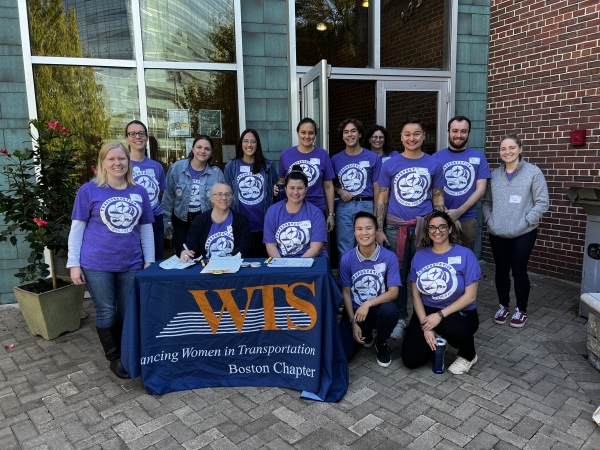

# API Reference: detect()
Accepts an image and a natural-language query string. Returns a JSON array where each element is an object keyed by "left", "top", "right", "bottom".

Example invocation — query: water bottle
[
  {"left": 165, "top": 221, "right": 174, "bottom": 240},
  {"left": 277, "top": 183, "right": 286, "bottom": 202},
  {"left": 432, "top": 337, "right": 447, "bottom": 374}
]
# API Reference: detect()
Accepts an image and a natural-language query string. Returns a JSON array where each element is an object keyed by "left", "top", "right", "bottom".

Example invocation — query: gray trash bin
[{"left": 567, "top": 187, "right": 600, "bottom": 317}]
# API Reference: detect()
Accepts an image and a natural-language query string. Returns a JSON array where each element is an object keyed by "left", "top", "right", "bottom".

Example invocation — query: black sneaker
[
  {"left": 363, "top": 330, "right": 374, "bottom": 348},
  {"left": 375, "top": 340, "right": 391, "bottom": 367}
]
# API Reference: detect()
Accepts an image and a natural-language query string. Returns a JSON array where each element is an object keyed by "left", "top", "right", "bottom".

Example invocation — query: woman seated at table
[
  {"left": 264, "top": 166, "right": 328, "bottom": 258},
  {"left": 401, "top": 211, "right": 481, "bottom": 375},
  {"left": 179, "top": 181, "right": 252, "bottom": 261}
]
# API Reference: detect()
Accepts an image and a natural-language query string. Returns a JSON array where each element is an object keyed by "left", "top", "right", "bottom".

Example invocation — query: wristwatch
[
  {"left": 437, "top": 311, "right": 445, "bottom": 320},
  {"left": 349, "top": 317, "right": 355, "bottom": 324},
  {"left": 329, "top": 213, "right": 335, "bottom": 217}
]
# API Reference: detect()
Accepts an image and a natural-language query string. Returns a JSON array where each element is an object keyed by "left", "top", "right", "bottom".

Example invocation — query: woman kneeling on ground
[{"left": 401, "top": 211, "right": 481, "bottom": 375}]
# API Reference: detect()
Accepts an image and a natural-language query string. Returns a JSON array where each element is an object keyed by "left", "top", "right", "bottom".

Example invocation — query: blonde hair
[{"left": 94, "top": 142, "right": 135, "bottom": 187}]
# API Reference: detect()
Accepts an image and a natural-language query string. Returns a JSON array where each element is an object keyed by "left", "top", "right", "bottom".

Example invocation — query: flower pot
[{"left": 13, "top": 278, "right": 85, "bottom": 340}]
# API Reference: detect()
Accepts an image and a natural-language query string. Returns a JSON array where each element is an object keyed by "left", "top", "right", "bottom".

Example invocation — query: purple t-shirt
[
  {"left": 278, "top": 146, "right": 335, "bottom": 212},
  {"left": 432, "top": 147, "right": 491, "bottom": 220},
  {"left": 263, "top": 201, "right": 328, "bottom": 258},
  {"left": 409, "top": 245, "right": 481, "bottom": 310},
  {"left": 187, "top": 166, "right": 206, "bottom": 213},
  {"left": 205, "top": 212, "right": 234, "bottom": 258},
  {"left": 339, "top": 245, "right": 401, "bottom": 308},
  {"left": 377, "top": 153, "right": 444, "bottom": 221},
  {"left": 72, "top": 182, "right": 154, "bottom": 272},
  {"left": 236, "top": 162, "right": 265, "bottom": 232},
  {"left": 331, "top": 149, "right": 381, "bottom": 198},
  {"left": 380, "top": 150, "right": 400, "bottom": 165},
  {"left": 131, "top": 158, "right": 167, "bottom": 216}
]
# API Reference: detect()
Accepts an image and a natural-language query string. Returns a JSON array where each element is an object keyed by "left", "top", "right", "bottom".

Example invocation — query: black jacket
[{"left": 185, "top": 209, "right": 252, "bottom": 258}]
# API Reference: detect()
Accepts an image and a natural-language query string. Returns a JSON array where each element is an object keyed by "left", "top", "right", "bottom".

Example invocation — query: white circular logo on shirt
[
  {"left": 205, "top": 231, "right": 234, "bottom": 257},
  {"left": 275, "top": 222, "right": 310, "bottom": 256},
  {"left": 443, "top": 161, "right": 475, "bottom": 197},
  {"left": 288, "top": 160, "right": 318, "bottom": 187},
  {"left": 100, "top": 197, "right": 142, "bottom": 234},
  {"left": 189, "top": 180, "right": 202, "bottom": 212},
  {"left": 133, "top": 167, "right": 159, "bottom": 206},
  {"left": 237, "top": 172, "right": 264, "bottom": 206},
  {"left": 416, "top": 262, "right": 458, "bottom": 300},
  {"left": 339, "top": 164, "right": 367, "bottom": 196},
  {"left": 393, "top": 168, "right": 431, "bottom": 206},
  {"left": 351, "top": 269, "right": 384, "bottom": 305}
]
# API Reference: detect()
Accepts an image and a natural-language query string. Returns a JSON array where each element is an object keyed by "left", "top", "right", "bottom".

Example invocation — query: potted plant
[{"left": 0, "top": 119, "right": 86, "bottom": 340}]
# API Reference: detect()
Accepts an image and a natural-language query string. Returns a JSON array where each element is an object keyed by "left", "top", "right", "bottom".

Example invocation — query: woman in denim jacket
[
  {"left": 224, "top": 129, "right": 277, "bottom": 257},
  {"left": 162, "top": 135, "right": 224, "bottom": 256}
]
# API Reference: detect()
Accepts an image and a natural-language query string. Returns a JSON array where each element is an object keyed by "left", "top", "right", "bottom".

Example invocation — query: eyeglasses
[
  {"left": 212, "top": 192, "right": 232, "bottom": 198},
  {"left": 371, "top": 136, "right": 384, "bottom": 140},
  {"left": 242, "top": 139, "right": 257, "bottom": 145},
  {"left": 427, "top": 224, "right": 448, "bottom": 233},
  {"left": 126, "top": 131, "right": 148, "bottom": 138}
]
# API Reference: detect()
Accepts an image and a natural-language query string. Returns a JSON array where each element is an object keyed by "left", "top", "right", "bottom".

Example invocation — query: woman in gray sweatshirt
[{"left": 481, "top": 134, "right": 549, "bottom": 328}]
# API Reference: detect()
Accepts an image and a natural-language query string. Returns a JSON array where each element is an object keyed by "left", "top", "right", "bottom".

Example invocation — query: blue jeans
[
  {"left": 339, "top": 302, "right": 400, "bottom": 361},
  {"left": 335, "top": 199, "right": 374, "bottom": 261},
  {"left": 82, "top": 269, "right": 139, "bottom": 328},
  {"left": 384, "top": 226, "right": 415, "bottom": 320},
  {"left": 153, "top": 215, "right": 164, "bottom": 261}
]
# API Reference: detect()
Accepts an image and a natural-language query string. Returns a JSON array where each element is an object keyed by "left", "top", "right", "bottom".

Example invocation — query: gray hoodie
[{"left": 481, "top": 159, "right": 549, "bottom": 239}]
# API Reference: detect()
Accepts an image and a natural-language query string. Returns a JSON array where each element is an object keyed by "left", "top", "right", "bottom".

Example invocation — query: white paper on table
[
  {"left": 201, "top": 253, "right": 243, "bottom": 274},
  {"left": 267, "top": 258, "right": 315, "bottom": 268},
  {"left": 159, "top": 255, "right": 196, "bottom": 270}
]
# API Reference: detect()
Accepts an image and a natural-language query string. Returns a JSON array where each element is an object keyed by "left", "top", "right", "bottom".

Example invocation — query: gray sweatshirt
[{"left": 481, "top": 159, "right": 549, "bottom": 239}]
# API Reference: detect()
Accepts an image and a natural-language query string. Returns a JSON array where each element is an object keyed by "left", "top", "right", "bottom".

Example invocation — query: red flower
[
  {"left": 60, "top": 127, "right": 70, "bottom": 134},
  {"left": 0, "top": 149, "right": 9, "bottom": 156},
  {"left": 91, "top": 166, "right": 97, "bottom": 174},
  {"left": 46, "top": 121, "right": 63, "bottom": 130},
  {"left": 33, "top": 218, "right": 50, "bottom": 227}
]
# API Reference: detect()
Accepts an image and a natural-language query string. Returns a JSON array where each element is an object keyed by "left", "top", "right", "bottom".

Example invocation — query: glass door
[
  {"left": 300, "top": 59, "right": 330, "bottom": 150},
  {"left": 376, "top": 80, "right": 450, "bottom": 154}
]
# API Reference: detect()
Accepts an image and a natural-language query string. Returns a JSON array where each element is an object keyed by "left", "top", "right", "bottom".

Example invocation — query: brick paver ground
[{"left": 1, "top": 261, "right": 600, "bottom": 449}]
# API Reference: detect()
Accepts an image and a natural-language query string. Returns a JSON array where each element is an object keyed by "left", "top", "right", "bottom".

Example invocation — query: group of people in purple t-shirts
[{"left": 66, "top": 114, "right": 548, "bottom": 379}]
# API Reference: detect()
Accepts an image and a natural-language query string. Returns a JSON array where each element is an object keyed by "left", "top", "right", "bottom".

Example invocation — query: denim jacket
[
  {"left": 224, "top": 158, "right": 277, "bottom": 215},
  {"left": 161, "top": 159, "right": 224, "bottom": 224}
]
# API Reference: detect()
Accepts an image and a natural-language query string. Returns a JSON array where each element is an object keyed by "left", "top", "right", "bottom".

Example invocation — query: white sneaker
[
  {"left": 390, "top": 319, "right": 406, "bottom": 340},
  {"left": 448, "top": 355, "right": 478, "bottom": 375}
]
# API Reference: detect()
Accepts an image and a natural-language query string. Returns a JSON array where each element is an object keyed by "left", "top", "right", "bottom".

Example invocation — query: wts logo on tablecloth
[{"left": 157, "top": 281, "right": 317, "bottom": 337}]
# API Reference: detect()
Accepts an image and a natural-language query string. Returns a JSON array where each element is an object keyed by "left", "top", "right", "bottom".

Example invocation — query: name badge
[
  {"left": 240, "top": 166, "right": 250, "bottom": 173},
  {"left": 417, "top": 168, "right": 428, "bottom": 175},
  {"left": 300, "top": 220, "right": 312, "bottom": 228},
  {"left": 509, "top": 195, "right": 522, "bottom": 204},
  {"left": 448, "top": 256, "right": 461, "bottom": 265},
  {"left": 374, "top": 263, "right": 386, "bottom": 273},
  {"left": 130, "top": 194, "right": 143, "bottom": 203},
  {"left": 310, "top": 158, "right": 320, "bottom": 165},
  {"left": 469, "top": 157, "right": 480, "bottom": 164},
  {"left": 359, "top": 161, "right": 370, "bottom": 167}
]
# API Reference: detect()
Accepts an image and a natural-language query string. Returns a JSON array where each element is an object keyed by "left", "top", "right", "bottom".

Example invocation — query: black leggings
[
  {"left": 489, "top": 228, "right": 537, "bottom": 312},
  {"left": 401, "top": 305, "right": 479, "bottom": 369}
]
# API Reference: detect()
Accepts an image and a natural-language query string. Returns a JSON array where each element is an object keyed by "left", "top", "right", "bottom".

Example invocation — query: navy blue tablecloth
[{"left": 121, "top": 258, "right": 349, "bottom": 401}]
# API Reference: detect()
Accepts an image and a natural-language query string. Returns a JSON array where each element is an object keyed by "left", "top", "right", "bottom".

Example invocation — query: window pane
[
  {"left": 28, "top": 0, "right": 134, "bottom": 59},
  {"left": 296, "top": 0, "right": 368, "bottom": 67},
  {"left": 386, "top": 91, "right": 438, "bottom": 154},
  {"left": 381, "top": 0, "right": 449, "bottom": 69},
  {"left": 141, "top": 0, "right": 235, "bottom": 63},
  {"left": 33, "top": 65, "right": 139, "bottom": 175},
  {"left": 145, "top": 69, "right": 239, "bottom": 168}
]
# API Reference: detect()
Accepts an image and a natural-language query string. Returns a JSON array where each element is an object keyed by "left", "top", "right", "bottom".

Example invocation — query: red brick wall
[
  {"left": 381, "top": 0, "right": 445, "bottom": 68},
  {"left": 485, "top": 0, "right": 600, "bottom": 283}
]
